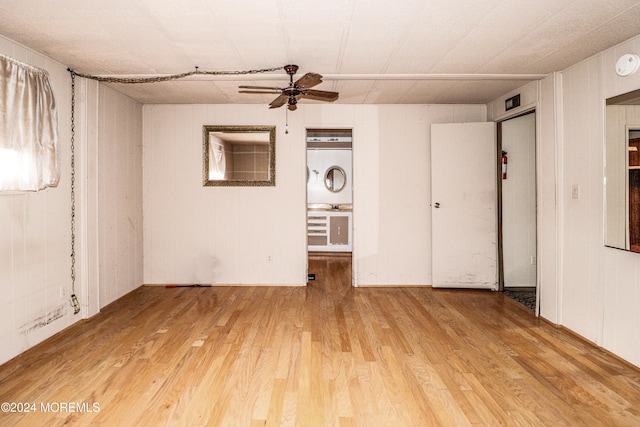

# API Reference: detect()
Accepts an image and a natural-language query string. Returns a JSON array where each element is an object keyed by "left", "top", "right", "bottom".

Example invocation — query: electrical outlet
[
  {"left": 59, "top": 286, "right": 67, "bottom": 299},
  {"left": 267, "top": 255, "right": 272, "bottom": 264}
]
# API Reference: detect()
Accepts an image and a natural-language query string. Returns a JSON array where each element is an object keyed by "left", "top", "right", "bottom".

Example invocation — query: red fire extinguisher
[{"left": 502, "top": 151, "right": 508, "bottom": 179}]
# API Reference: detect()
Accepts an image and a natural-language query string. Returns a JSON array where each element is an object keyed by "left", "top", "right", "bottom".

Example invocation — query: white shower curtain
[{"left": 0, "top": 54, "right": 60, "bottom": 191}]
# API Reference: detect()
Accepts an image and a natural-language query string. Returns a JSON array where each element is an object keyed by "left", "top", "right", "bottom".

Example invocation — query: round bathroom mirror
[{"left": 324, "top": 166, "right": 347, "bottom": 192}]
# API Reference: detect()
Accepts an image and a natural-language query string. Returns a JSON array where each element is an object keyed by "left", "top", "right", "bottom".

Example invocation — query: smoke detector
[{"left": 615, "top": 53, "right": 640, "bottom": 77}]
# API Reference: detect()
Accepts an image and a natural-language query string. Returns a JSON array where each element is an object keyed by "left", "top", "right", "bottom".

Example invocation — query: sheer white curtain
[{"left": 0, "top": 54, "right": 60, "bottom": 191}]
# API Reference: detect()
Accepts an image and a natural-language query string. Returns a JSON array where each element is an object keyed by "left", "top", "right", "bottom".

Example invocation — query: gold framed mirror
[{"left": 203, "top": 125, "right": 275, "bottom": 186}]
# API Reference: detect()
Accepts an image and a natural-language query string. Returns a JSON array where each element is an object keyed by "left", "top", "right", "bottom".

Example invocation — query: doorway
[
  {"left": 498, "top": 111, "right": 537, "bottom": 310},
  {"left": 305, "top": 129, "right": 353, "bottom": 286}
]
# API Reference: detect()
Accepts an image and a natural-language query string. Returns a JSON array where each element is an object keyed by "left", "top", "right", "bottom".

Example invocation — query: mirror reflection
[
  {"left": 203, "top": 125, "right": 275, "bottom": 186},
  {"left": 605, "top": 89, "right": 640, "bottom": 252},
  {"left": 324, "top": 166, "right": 346, "bottom": 192}
]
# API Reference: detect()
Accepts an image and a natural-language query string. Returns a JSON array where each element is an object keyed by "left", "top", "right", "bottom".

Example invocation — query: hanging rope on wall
[
  {"left": 67, "top": 65, "right": 284, "bottom": 84},
  {"left": 69, "top": 72, "right": 80, "bottom": 315},
  {"left": 66, "top": 65, "right": 282, "bottom": 316}
]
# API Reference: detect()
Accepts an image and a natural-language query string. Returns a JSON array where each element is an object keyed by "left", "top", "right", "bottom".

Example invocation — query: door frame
[
  {"left": 304, "top": 128, "right": 355, "bottom": 287},
  {"left": 496, "top": 109, "right": 539, "bottom": 313}
]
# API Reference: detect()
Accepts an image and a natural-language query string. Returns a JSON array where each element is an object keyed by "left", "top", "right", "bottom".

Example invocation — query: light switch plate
[{"left": 572, "top": 184, "right": 580, "bottom": 200}]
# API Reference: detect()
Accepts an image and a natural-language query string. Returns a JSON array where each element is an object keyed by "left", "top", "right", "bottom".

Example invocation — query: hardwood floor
[{"left": 1, "top": 255, "right": 639, "bottom": 426}]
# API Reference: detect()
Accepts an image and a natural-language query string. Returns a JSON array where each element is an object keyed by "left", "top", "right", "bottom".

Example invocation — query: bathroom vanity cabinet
[{"left": 307, "top": 209, "right": 352, "bottom": 252}]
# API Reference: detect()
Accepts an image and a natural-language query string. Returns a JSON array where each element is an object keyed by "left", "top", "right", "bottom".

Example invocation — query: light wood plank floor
[{"left": 1, "top": 256, "right": 639, "bottom": 426}]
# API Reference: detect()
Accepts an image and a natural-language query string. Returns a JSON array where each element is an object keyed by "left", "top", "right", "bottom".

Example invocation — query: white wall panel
[
  {"left": 550, "top": 33, "right": 640, "bottom": 366},
  {"left": 98, "top": 85, "right": 144, "bottom": 307},
  {"left": 360, "top": 105, "right": 485, "bottom": 286},
  {"left": 537, "top": 73, "right": 560, "bottom": 322},
  {"left": 142, "top": 104, "right": 485, "bottom": 287},
  {"left": 143, "top": 104, "right": 308, "bottom": 286},
  {"left": 561, "top": 55, "right": 605, "bottom": 343},
  {"left": 599, "top": 36, "right": 640, "bottom": 366},
  {"left": 0, "top": 34, "right": 143, "bottom": 364},
  {"left": 0, "top": 37, "right": 75, "bottom": 364}
]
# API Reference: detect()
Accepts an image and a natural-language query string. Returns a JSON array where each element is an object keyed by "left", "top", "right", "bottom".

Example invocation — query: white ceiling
[{"left": 2, "top": 0, "right": 640, "bottom": 105}]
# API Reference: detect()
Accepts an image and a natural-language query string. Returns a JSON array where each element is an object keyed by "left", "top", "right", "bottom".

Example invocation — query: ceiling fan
[{"left": 239, "top": 64, "right": 339, "bottom": 110}]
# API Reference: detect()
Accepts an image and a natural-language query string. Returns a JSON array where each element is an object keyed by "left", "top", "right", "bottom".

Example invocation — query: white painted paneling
[
  {"left": 97, "top": 85, "right": 144, "bottom": 307},
  {"left": 485, "top": 34, "right": 640, "bottom": 367},
  {"left": 143, "top": 104, "right": 308, "bottom": 286},
  {"left": 142, "top": 104, "right": 486, "bottom": 287},
  {"left": 561, "top": 55, "right": 605, "bottom": 344},
  {"left": 356, "top": 105, "right": 486, "bottom": 286},
  {"left": 0, "top": 35, "right": 143, "bottom": 364},
  {"left": 537, "top": 73, "right": 561, "bottom": 322},
  {"left": 0, "top": 37, "right": 75, "bottom": 364},
  {"left": 598, "top": 35, "right": 640, "bottom": 366}
]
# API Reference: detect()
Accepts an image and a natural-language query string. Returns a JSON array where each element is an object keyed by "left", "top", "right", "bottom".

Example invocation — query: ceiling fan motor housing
[{"left": 284, "top": 64, "right": 299, "bottom": 75}]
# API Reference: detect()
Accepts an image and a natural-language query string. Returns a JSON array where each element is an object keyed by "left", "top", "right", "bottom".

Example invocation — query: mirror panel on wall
[
  {"left": 605, "top": 89, "right": 640, "bottom": 252},
  {"left": 324, "top": 166, "right": 347, "bottom": 192},
  {"left": 202, "top": 125, "right": 275, "bottom": 186}
]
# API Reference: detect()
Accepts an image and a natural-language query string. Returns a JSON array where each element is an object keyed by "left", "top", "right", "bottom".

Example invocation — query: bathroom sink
[{"left": 307, "top": 203, "right": 352, "bottom": 212}]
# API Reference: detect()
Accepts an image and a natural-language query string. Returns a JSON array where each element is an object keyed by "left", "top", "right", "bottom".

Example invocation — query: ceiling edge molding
[{"left": 94, "top": 73, "right": 549, "bottom": 82}]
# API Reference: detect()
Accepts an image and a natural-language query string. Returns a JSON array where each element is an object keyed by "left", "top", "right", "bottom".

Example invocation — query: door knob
[{"left": 434, "top": 202, "right": 440, "bottom": 208}]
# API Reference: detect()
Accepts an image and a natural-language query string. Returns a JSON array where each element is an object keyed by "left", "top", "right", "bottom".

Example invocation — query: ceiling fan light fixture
[{"left": 238, "top": 64, "right": 339, "bottom": 111}]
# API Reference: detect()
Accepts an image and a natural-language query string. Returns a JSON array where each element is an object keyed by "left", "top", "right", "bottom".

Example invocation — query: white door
[{"left": 431, "top": 122, "right": 497, "bottom": 289}]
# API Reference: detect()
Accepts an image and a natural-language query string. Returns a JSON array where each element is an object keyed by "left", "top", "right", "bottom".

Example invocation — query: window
[{"left": 0, "top": 54, "right": 59, "bottom": 192}]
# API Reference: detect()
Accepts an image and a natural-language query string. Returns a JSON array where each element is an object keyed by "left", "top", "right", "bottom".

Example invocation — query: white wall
[
  {"left": 599, "top": 36, "right": 640, "bottom": 366},
  {"left": 356, "top": 105, "right": 486, "bottom": 285},
  {"left": 537, "top": 73, "right": 562, "bottom": 323},
  {"left": 0, "top": 35, "right": 144, "bottom": 364},
  {"left": 491, "top": 35, "right": 640, "bottom": 367},
  {"left": 0, "top": 37, "right": 75, "bottom": 365},
  {"left": 143, "top": 104, "right": 307, "bottom": 285},
  {"left": 142, "top": 104, "right": 485, "bottom": 287},
  {"left": 96, "top": 85, "right": 144, "bottom": 307},
  {"left": 559, "top": 54, "right": 606, "bottom": 343}
]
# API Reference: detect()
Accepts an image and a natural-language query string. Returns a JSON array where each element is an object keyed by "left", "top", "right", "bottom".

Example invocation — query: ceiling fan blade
[
  {"left": 269, "top": 94, "right": 289, "bottom": 109},
  {"left": 295, "top": 72, "right": 323, "bottom": 89},
  {"left": 239, "top": 85, "right": 283, "bottom": 90},
  {"left": 239, "top": 90, "right": 282, "bottom": 94},
  {"left": 300, "top": 89, "right": 339, "bottom": 102}
]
